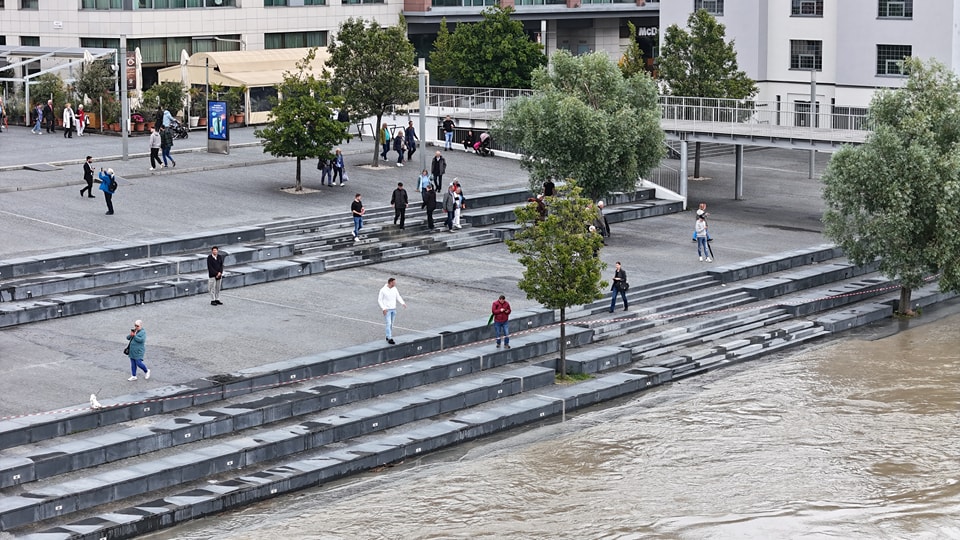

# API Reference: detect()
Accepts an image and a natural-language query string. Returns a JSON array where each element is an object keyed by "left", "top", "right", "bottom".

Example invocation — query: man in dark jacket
[
  {"left": 424, "top": 184, "right": 437, "bottom": 230},
  {"left": 81, "top": 156, "right": 96, "bottom": 198},
  {"left": 430, "top": 151, "right": 446, "bottom": 191},
  {"left": 43, "top": 100, "right": 55, "bottom": 133},
  {"left": 207, "top": 246, "right": 225, "bottom": 306},
  {"left": 160, "top": 126, "right": 176, "bottom": 168},
  {"left": 391, "top": 182, "right": 409, "bottom": 229}
]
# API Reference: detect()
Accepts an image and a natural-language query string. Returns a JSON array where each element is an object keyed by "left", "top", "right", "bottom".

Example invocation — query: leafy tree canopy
[
  {"left": 327, "top": 17, "right": 418, "bottom": 166},
  {"left": 495, "top": 50, "right": 664, "bottom": 200},
  {"left": 255, "top": 48, "right": 349, "bottom": 191},
  {"left": 506, "top": 181, "right": 607, "bottom": 376},
  {"left": 74, "top": 59, "right": 115, "bottom": 104},
  {"left": 658, "top": 8, "right": 757, "bottom": 99},
  {"left": 618, "top": 22, "right": 647, "bottom": 79},
  {"left": 426, "top": 18, "right": 455, "bottom": 84},
  {"left": 822, "top": 57, "right": 960, "bottom": 313},
  {"left": 432, "top": 6, "right": 545, "bottom": 88},
  {"left": 141, "top": 82, "right": 187, "bottom": 119}
]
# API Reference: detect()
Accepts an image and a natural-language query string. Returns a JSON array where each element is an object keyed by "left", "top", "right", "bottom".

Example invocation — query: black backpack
[{"left": 108, "top": 177, "right": 118, "bottom": 192}]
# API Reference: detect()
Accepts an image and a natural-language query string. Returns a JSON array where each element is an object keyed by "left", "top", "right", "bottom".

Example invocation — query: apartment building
[
  {"left": 0, "top": 0, "right": 398, "bottom": 87},
  {"left": 659, "top": 0, "right": 957, "bottom": 111}
]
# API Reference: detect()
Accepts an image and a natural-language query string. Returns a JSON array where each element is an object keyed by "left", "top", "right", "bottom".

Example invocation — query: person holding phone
[{"left": 126, "top": 320, "right": 150, "bottom": 381}]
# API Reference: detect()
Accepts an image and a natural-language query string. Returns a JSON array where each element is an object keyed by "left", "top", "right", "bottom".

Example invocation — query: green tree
[
  {"left": 427, "top": 18, "right": 455, "bottom": 84},
  {"left": 506, "top": 181, "right": 607, "bottom": 377},
  {"left": 658, "top": 9, "right": 757, "bottom": 178},
  {"left": 32, "top": 74, "right": 68, "bottom": 121},
  {"left": 440, "top": 6, "right": 545, "bottom": 88},
  {"left": 141, "top": 82, "right": 187, "bottom": 121},
  {"left": 255, "top": 49, "right": 349, "bottom": 192},
  {"left": 618, "top": 22, "right": 647, "bottom": 78},
  {"left": 73, "top": 59, "right": 115, "bottom": 104},
  {"left": 822, "top": 58, "right": 960, "bottom": 315},
  {"left": 495, "top": 50, "right": 664, "bottom": 201},
  {"left": 327, "top": 17, "right": 418, "bottom": 167}
]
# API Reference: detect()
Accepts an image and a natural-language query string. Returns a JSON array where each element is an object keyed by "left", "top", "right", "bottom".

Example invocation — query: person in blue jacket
[
  {"left": 125, "top": 320, "right": 150, "bottom": 381},
  {"left": 98, "top": 167, "right": 117, "bottom": 215}
]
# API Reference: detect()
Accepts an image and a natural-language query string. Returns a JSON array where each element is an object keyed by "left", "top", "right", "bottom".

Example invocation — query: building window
[
  {"left": 693, "top": 0, "right": 722, "bottom": 16},
  {"left": 877, "top": 44, "right": 911, "bottom": 76},
  {"left": 343, "top": 0, "right": 384, "bottom": 4},
  {"left": 791, "top": 0, "right": 822, "bottom": 16},
  {"left": 878, "top": 0, "right": 912, "bottom": 18},
  {"left": 20, "top": 0, "right": 38, "bottom": 9},
  {"left": 136, "top": 0, "right": 235, "bottom": 8},
  {"left": 790, "top": 39, "right": 822, "bottom": 71},
  {"left": 81, "top": 0, "right": 122, "bottom": 9},
  {"left": 265, "top": 0, "right": 325, "bottom": 5},
  {"left": 264, "top": 31, "right": 328, "bottom": 49},
  {"left": 515, "top": 0, "right": 566, "bottom": 4},
  {"left": 191, "top": 35, "right": 242, "bottom": 53}
]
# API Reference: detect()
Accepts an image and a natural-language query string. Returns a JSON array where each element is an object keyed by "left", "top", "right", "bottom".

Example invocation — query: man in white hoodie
[{"left": 377, "top": 277, "right": 407, "bottom": 344}]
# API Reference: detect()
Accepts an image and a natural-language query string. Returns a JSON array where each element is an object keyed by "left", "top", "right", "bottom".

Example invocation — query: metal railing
[
  {"left": 429, "top": 85, "right": 533, "bottom": 120},
  {"left": 658, "top": 96, "right": 872, "bottom": 138}
]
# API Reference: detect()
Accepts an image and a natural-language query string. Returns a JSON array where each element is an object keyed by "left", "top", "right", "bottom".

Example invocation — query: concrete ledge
[{"left": 707, "top": 244, "right": 844, "bottom": 284}]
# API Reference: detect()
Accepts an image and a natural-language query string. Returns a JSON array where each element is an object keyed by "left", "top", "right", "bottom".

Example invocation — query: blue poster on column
[{"left": 207, "top": 100, "right": 229, "bottom": 141}]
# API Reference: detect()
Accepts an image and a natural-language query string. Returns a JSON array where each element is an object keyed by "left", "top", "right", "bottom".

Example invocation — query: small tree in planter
[
  {"left": 142, "top": 82, "right": 187, "bottom": 123},
  {"left": 225, "top": 85, "right": 247, "bottom": 123}
]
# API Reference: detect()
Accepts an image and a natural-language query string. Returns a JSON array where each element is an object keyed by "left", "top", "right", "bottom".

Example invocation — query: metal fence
[
  {"left": 658, "top": 96, "right": 871, "bottom": 134},
  {"left": 429, "top": 85, "right": 532, "bottom": 121}
]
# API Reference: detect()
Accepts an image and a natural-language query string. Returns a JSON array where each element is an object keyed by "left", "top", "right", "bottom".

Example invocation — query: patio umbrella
[{"left": 180, "top": 49, "right": 190, "bottom": 117}]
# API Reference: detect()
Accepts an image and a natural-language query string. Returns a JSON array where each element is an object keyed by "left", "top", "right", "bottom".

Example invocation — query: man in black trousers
[
  {"left": 424, "top": 184, "right": 437, "bottom": 230},
  {"left": 391, "top": 182, "right": 409, "bottom": 230}
]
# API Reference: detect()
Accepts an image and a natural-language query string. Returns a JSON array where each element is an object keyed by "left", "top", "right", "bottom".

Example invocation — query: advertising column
[{"left": 207, "top": 100, "right": 229, "bottom": 154}]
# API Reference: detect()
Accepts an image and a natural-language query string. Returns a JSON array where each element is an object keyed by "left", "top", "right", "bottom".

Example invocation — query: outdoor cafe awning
[{"left": 157, "top": 47, "right": 328, "bottom": 88}]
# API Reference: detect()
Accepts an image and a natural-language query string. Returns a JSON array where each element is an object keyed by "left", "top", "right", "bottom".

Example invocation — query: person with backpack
[
  {"left": 160, "top": 125, "right": 176, "bottom": 168},
  {"left": 99, "top": 167, "right": 118, "bottom": 215}
]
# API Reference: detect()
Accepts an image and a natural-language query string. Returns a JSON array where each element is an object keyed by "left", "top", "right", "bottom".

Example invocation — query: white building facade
[{"left": 659, "top": 0, "right": 960, "bottom": 111}]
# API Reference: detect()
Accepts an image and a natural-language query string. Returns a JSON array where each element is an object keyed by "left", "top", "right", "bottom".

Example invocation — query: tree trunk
[
  {"left": 899, "top": 286, "right": 914, "bottom": 316},
  {"left": 373, "top": 113, "right": 383, "bottom": 168},
  {"left": 295, "top": 157, "right": 302, "bottom": 192},
  {"left": 693, "top": 141, "right": 702, "bottom": 179},
  {"left": 559, "top": 307, "right": 567, "bottom": 377}
]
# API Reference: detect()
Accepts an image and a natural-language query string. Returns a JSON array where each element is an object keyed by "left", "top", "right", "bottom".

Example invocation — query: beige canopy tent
[{"left": 157, "top": 47, "right": 328, "bottom": 125}]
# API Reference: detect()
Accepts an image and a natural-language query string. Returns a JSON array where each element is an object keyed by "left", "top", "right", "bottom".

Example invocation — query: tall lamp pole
[
  {"left": 120, "top": 34, "right": 129, "bottom": 161},
  {"left": 418, "top": 58, "right": 427, "bottom": 173}
]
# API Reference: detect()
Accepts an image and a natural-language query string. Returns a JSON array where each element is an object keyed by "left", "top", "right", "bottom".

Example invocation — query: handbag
[
  {"left": 123, "top": 344, "right": 130, "bottom": 355},
  {"left": 621, "top": 281, "right": 630, "bottom": 291}
]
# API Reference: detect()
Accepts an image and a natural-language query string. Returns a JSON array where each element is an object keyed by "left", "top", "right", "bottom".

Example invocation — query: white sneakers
[
  {"left": 698, "top": 256, "right": 713, "bottom": 262},
  {"left": 706, "top": 257, "right": 713, "bottom": 262},
  {"left": 145, "top": 370, "right": 151, "bottom": 380},
  {"left": 699, "top": 256, "right": 704, "bottom": 262},
  {"left": 128, "top": 376, "right": 137, "bottom": 381}
]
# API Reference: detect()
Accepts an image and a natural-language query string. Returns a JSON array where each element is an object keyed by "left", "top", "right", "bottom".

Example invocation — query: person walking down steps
[{"left": 125, "top": 320, "right": 150, "bottom": 381}]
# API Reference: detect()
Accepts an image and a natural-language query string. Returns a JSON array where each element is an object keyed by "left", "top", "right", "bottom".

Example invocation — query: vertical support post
[
  {"left": 120, "top": 34, "right": 129, "bottom": 161},
  {"left": 418, "top": 58, "right": 427, "bottom": 173},
  {"left": 679, "top": 139, "right": 688, "bottom": 210},
  {"left": 541, "top": 19, "right": 548, "bottom": 59},
  {"left": 809, "top": 68, "right": 817, "bottom": 179},
  {"left": 735, "top": 144, "right": 744, "bottom": 201}
]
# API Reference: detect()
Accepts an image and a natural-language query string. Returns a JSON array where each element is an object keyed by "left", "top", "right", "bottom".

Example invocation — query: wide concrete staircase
[
  {"left": 2, "top": 242, "right": 956, "bottom": 539},
  {"left": 0, "top": 187, "right": 682, "bottom": 328}
]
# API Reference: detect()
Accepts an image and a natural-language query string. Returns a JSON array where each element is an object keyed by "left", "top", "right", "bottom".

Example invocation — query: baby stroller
[{"left": 473, "top": 132, "right": 494, "bottom": 157}]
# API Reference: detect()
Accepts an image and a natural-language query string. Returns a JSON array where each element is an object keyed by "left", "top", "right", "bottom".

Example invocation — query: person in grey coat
[
  {"left": 126, "top": 320, "right": 150, "bottom": 381},
  {"left": 442, "top": 183, "right": 456, "bottom": 232},
  {"left": 148, "top": 127, "right": 162, "bottom": 170}
]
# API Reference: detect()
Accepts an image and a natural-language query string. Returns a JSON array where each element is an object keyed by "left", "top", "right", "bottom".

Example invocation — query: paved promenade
[{"left": 0, "top": 125, "right": 831, "bottom": 417}]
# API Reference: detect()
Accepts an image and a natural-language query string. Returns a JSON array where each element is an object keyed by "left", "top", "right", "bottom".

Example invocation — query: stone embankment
[{"left": 0, "top": 188, "right": 953, "bottom": 539}]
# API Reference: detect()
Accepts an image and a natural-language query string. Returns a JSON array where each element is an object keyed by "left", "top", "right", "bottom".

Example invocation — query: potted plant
[
  {"left": 131, "top": 112, "right": 145, "bottom": 132},
  {"left": 188, "top": 86, "right": 205, "bottom": 128},
  {"left": 102, "top": 97, "right": 121, "bottom": 132},
  {"left": 224, "top": 85, "right": 246, "bottom": 124}
]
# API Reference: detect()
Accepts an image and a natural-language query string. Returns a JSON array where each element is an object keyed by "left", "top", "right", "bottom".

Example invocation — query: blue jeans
[
  {"left": 444, "top": 131, "right": 453, "bottom": 148},
  {"left": 384, "top": 309, "right": 396, "bottom": 339},
  {"left": 610, "top": 287, "right": 628, "bottom": 312},
  {"left": 130, "top": 357, "right": 148, "bottom": 376},
  {"left": 353, "top": 216, "right": 363, "bottom": 237},
  {"left": 697, "top": 237, "right": 709, "bottom": 257},
  {"left": 381, "top": 142, "right": 390, "bottom": 159},
  {"left": 32, "top": 119, "right": 42, "bottom": 133},
  {"left": 162, "top": 146, "right": 173, "bottom": 166},
  {"left": 494, "top": 321, "right": 510, "bottom": 345},
  {"left": 321, "top": 166, "right": 332, "bottom": 185}
]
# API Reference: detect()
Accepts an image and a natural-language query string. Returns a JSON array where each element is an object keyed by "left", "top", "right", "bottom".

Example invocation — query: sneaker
[
  {"left": 172, "top": 161, "right": 177, "bottom": 167},
  {"left": 144, "top": 370, "right": 150, "bottom": 380},
  {"left": 149, "top": 167, "right": 155, "bottom": 171},
  {"left": 504, "top": 344, "right": 511, "bottom": 349},
  {"left": 699, "top": 256, "right": 704, "bottom": 262},
  {"left": 496, "top": 343, "right": 501, "bottom": 349},
  {"left": 397, "top": 163, "right": 403, "bottom": 167},
  {"left": 128, "top": 376, "right": 138, "bottom": 381},
  {"left": 211, "top": 301, "right": 217, "bottom": 305},
  {"left": 706, "top": 257, "right": 713, "bottom": 262},
  {"left": 387, "top": 338, "right": 396, "bottom": 345}
]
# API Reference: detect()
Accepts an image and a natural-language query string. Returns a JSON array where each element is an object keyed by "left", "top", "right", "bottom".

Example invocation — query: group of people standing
[
  {"left": 379, "top": 121, "right": 419, "bottom": 166},
  {"left": 31, "top": 99, "right": 87, "bottom": 137}
]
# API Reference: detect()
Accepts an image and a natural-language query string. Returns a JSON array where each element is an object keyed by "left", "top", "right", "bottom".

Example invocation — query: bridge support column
[
  {"left": 735, "top": 144, "right": 744, "bottom": 201},
  {"left": 679, "top": 140, "right": 688, "bottom": 210}
]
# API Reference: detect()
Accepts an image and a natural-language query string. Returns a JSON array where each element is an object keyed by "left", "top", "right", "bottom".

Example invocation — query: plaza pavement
[{"left": 0, "top": 125, "right": 832, "bottom": 417}]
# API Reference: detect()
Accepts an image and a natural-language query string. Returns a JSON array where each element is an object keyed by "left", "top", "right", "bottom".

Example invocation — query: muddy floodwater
[{"left": 148, "top": 309, "right": 960, "bottom": 540}]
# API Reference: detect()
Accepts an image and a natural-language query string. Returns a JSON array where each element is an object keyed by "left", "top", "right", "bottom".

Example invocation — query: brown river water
[{"left": 148, "top": 308, "right": 960, "bottom": 540}]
